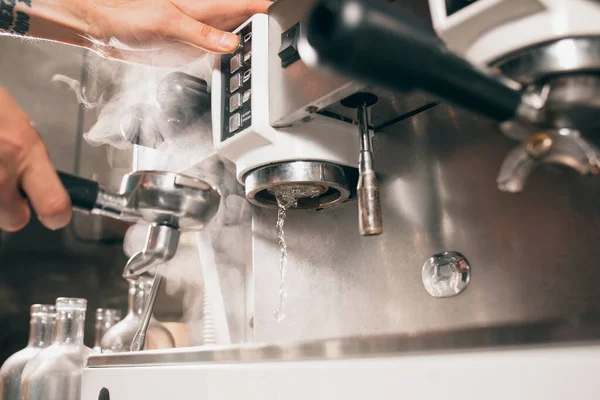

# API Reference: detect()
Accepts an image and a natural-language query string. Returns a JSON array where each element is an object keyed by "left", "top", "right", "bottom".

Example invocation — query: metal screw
[
  {"left": 526, "top": 132, "right": 553, "bottom": 159},
  {"left": 422, "top": 251, "right": 471, "bottom": 298},
  {"left": 305, "top": 106, "right": 319, "bottom": 114}
]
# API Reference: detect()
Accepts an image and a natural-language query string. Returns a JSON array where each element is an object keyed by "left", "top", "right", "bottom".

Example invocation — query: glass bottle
[
  {"left": 0, "top": 304, "right": 56, "bottom": 400},
  {"left": 20, "top": 298, "right": 94, "bottom": 400},
  {"left": 100, "top": 277, "right": 175, "bottom": 352},
  {"left": 93, "top": 309, "right": 122, "bottom": 353}
]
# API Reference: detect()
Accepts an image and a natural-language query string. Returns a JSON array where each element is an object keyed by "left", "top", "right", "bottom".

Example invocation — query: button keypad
[{"left": 221, "top": 22, "right": 253, "bottom": 142}]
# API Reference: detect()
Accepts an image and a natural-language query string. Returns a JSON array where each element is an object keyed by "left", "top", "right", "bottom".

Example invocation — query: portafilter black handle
[
  {"left": 57, "top": 171, "right": 99, "bottom": 212},
  {"left": 304, "top": 0, "right": 526, "bottom": 123}
]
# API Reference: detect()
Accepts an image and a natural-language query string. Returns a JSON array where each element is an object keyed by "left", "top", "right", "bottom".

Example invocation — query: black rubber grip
[
  {"left": 305, "top": 0, "right": 522, "bottom": 122},
  {"left": 57, "top": 171, "right": 99, "bottom": 212}
]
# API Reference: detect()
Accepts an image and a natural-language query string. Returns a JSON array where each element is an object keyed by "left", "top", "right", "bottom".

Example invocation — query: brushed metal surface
[
  {"left": 86, "top": 313, "right": 600, "bottom": 367},
  {"left": 250, "top": 102, "right": 600, "bottom": 343}
]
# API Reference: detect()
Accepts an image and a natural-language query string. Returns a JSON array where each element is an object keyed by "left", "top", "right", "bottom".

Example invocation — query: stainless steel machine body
[
  {"left": 82, "top": 0, "right": 600, "bottom": 395},
  {"left": 239, "top": 0, "right": 600, "bottom": 342}
]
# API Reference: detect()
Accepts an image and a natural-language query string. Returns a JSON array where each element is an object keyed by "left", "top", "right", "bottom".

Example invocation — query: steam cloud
[{"left": 56, "top": 50, "right": 252, "bottom": 346}]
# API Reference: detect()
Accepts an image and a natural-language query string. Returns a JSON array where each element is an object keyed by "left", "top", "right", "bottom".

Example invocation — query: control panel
[
  {"left": 445, "top": 0, "right": 481, "bottom": 15},
  {"left": 220, "top": 23, "right": 253, "bottom": 142}
]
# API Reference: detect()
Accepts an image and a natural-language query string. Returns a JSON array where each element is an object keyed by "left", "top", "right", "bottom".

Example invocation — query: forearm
[{"left": 0, "top": 0, "right": 89, "bottom": 47}]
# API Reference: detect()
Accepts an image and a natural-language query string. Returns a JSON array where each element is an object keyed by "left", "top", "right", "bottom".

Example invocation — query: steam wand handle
[{"left": 303, "top": 0, "right": 538, "bottom": 123}]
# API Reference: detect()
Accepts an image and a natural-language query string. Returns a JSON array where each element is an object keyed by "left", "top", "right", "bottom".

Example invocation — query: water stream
[{"left": 272, "top": 185, "right": 322, "bottom": 322}]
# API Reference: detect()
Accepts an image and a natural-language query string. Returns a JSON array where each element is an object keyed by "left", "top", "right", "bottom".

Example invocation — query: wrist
[{"left": 13, "top": 0, "right": 91, "bottom": 47}]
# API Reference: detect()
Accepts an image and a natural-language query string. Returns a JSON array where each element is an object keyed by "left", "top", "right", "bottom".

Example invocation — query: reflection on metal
[
  {"left": 249, "top": 102, "right": 600, "bottom": 343},
  {"left": 122, "top": 225, "right": 180, "bottom": 279},
  {"left": 93, "top": 171, "right": 220, "bottom": 231},
  {"left": 525, "top": 132, "right": 554, "bottom": 159},
  {"left": 494, "top": 46, "right": 600, "bottom": 191},
  {"left": 422, "top": 252, "right": 471, "bottom": 298},
  {"left": 87, "top": 313, "right": 600, "bottom": 367},
  {"left": 497, "top": 128, "right": 600, "bottom": 193},
  {"left": 493, "top": 38, "right": 600, "bottom": 85},
  {"left": 244, "top": 161, "right": 352, "bottom": 209}
]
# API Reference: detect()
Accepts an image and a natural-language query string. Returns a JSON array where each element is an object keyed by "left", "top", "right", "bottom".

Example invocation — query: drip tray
[{"left": 87, "top": 313, "right": 600, "bottom": 368}]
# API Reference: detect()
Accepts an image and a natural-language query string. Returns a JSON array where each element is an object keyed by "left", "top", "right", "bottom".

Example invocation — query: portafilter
[{"left": 56, "top": 170, "right": 221, "bottom": 351}]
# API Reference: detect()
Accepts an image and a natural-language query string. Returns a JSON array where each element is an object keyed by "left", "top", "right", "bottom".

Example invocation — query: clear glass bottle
[
  {"left": 93, "top": 309, "right": 122, "bottom": 353},
  {"left": 0, "top": 304, "right": 56, "bottom": 400},
  {"left": 100, "top": 277, "right": 175, "bottom": 352},
  {"left": 20, "top": 298, "right": 94, "bottom": 400}
]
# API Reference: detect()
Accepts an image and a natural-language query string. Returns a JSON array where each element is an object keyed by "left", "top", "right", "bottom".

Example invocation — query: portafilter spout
[
  {"left": 122, "top": 225, "right": 180, "bottom": 352},
  {"left": 56, "top": 170, "right": 221, "bottom": 351}
]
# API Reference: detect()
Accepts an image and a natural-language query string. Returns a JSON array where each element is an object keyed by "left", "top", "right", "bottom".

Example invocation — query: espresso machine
[{"left": 80, "top": 0, "right": 600, "bottom": 398}]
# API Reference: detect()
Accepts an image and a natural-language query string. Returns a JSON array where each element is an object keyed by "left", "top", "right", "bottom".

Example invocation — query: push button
[
  {"left": 229, "top": 113, "right": 241, "bottom": 133},
  {"left": 230, "top": 73, "right": 241, "bottom": 93},
  {"left": 278, "top": 23, "right": 301, "bottom": 68},
  {"left": 230, "top": 54, "right": 241, "bottom": 73},
  {"left": 229, "top": 93, "right": 242, "bottom": 112}
]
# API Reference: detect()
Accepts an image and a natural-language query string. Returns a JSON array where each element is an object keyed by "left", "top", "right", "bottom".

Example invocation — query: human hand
[
  {"left": 2, "top": 0, "right": 271, "bottom": 65},
  {"left": 82, "top": 0, "right": 272, "bottom": 65},
  {"left": 0, "top": 87, "right": 72, "bottom": 232}
]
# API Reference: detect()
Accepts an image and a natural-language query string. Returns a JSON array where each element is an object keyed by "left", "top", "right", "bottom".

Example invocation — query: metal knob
[{"left": 156, "top": 72, "right": 210, "bottom": 127}]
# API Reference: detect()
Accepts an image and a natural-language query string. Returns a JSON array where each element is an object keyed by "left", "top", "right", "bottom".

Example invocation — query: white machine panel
[
  {"left": 211, "top": 14, "right": 359, "bottom": 184},
  {"left": 429, "top": 0, "right": 600, "bottom": 64},
  {"left": 82, "top": 345, "right": 600, "bottom": 400},
  {"left": 83, "top": 344, "right": 600, "bottom": 400}
]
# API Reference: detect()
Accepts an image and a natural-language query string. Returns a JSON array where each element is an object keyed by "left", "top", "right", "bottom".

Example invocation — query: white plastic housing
[
  {"left": 212, "top": 15, "right": 359, "bottom": 184},
  {"left": 82, "top": 344, "right": 600, "bottom": 400},
  {"left": 428, "top": 0, "right": 600, "bottom": 65}
]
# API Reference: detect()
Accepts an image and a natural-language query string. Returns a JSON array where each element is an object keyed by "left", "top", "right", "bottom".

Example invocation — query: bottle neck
[
  {"left": 55, "top": 309, "right": 86, "bottom": 345},
  {"left": 28, "top": 315, "right": 55, "bottom": 348},
  {"left": 93, "top": 318, "right": 104, "bottom": 349},
  {"left": 128, "top": 279, "right": 153, "bottom": 317}
]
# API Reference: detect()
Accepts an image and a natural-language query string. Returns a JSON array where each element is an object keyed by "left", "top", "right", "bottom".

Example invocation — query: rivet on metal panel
[{"left": 422, "top": 251, "right": 471, "bottom": 298}]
